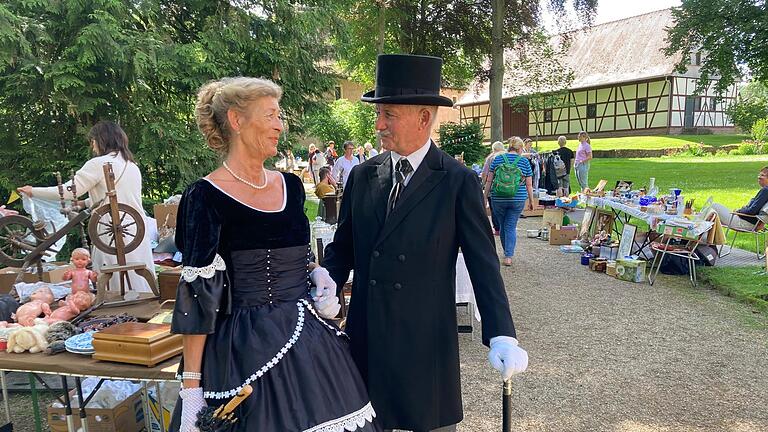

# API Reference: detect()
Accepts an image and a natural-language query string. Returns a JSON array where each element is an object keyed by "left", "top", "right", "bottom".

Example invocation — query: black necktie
[{"left": 388, "top": 158, "right": 413, "bottom": 215}]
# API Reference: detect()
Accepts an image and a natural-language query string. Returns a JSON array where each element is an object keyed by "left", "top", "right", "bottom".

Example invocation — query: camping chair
[
  {"left": 719, "top": 208, "right": 768, "bottom": 259},
  {"left": 648, "top": 222, "right": 710, "bottom": 287}
]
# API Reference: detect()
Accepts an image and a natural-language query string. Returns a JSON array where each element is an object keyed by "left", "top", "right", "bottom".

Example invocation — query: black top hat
[{"left": 360, "top": 54, "right": 454, "bottom": 107}]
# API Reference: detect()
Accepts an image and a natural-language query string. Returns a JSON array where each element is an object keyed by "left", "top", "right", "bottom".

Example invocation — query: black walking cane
[{"left": 502, "top": 379, "right": 512, "bottom": 432}]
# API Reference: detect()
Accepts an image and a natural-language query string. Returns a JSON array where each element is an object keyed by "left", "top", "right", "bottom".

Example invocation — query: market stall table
[{"left": 0, "top": 350, "right": 179, "bottom": 432}]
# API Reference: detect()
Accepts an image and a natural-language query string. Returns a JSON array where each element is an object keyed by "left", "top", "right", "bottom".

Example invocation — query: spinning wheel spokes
[
  {"left": 87, "top": 203, "right": 145, "bottom": 256},
  {"left": 0, "top": 215, "right": 38, "bottom": 268}
]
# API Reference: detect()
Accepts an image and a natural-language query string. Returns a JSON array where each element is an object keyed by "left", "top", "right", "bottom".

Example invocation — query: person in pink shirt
[{"left": 574, "top": 130, "right": 593, "bottom": 191}]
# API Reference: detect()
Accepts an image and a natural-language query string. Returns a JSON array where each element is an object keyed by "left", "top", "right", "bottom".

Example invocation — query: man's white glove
[
  {"left": 488, "top": 336, "right": 528, "bottom": 380},
  {"left": 310, "top": 267, "right": 341, "bottom": 319},
  {"left": 179, "top": 387, "right": 206, "bottom": 432}
]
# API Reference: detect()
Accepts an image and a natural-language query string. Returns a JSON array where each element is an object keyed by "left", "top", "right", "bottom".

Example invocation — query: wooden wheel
[
  {"left": 88, "top": 203, "right": 145, "bottom": 255},
  {"left": 0, "top": 215, "right": 37, "bottom": 268}
]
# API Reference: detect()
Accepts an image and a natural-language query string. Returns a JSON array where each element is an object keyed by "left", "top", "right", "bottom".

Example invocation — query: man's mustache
[{"left": 376, "top": 131, "right": 391, "bottom": 139}]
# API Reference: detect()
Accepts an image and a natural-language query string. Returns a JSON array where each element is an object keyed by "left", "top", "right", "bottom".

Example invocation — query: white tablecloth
[
  {"left": 456, "top": 253, "right": 481, "bottom": 322},
  {"left": 587, "top": 197, "right": 714, "bottom": 235}
]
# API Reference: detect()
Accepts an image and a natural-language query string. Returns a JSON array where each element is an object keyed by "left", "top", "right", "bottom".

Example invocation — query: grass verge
[
  {"left": 533, "top": 134, "right": 747, "bottom": 151},
  {"left": 698, "top": 265, "right": 768, "bottom": 312}
]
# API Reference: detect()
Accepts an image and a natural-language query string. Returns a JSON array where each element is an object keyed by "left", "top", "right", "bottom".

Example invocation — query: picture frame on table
[
  {"left": 580, "top": 206, "right": 596, "bottom": 237},
  {"left": 592, "top": 209, "right": 615, "bottom": 236},
  {"left": 617, "top": 223, "right": 638, "bottom": 259}
]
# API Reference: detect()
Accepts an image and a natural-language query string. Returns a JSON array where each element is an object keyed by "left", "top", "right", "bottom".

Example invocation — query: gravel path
[
  {"left": 457, "top": 217, "right": 768, "bottom": 432},
  {"left": 5, "top": 216, "right": 768, "bottom": 431}
]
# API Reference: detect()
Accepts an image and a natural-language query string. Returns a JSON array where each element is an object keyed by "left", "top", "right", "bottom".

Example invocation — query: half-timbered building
[{"left": 456, "top": 9, "right": 739, "bottom": 141}]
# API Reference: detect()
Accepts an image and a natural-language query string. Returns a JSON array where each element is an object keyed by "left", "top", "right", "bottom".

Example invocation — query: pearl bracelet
[{"left": 182, "top": 371, "right": 202, "bottom": 381}]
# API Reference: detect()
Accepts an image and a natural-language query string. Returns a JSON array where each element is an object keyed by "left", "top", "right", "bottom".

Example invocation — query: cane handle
[
  {"left": 503, "top": 379, "right": 512, "bottom": 396},
  {"left": 214, "top": 385, "right": 253, "bottom": 418}
]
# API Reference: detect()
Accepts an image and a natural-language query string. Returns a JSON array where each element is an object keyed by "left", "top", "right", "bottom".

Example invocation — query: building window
[
  {"left": 473, "top": 116, "right": 481, "bottom": 124},
  {"left": 334, "top": 86, "right": 342, "bottom": 100},
  {"left": 710, "top": 97, "right": 717, "bottom": 111},
  {"left": 636, "top": 98, "right": 648, "bottom": 113},
  {"left": 694, "top": 97, "right": 703, "bottom": 111},
  {"left": 586, "top": 104, "right": 597, "bottom": 119},
  {"left": 544, "top": 109, "right": 553, "bottom": 122},
  {"left": 695, "top": 52, "right": 701, "bottom": 66}
]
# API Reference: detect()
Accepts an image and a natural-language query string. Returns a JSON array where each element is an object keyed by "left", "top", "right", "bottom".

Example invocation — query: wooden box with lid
[{"left": 92, "top": 322, "right": 182, "bottom": 367}]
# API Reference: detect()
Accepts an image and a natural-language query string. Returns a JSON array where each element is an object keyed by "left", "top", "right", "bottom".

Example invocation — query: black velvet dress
[{"left": 169, "top": 173, "right": 379, "bottom": 432}]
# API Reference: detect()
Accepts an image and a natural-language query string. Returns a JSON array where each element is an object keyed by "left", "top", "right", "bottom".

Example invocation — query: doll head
[
  {"left": 70, "top": 248, "right": 91, "bottom": 269},
  {"left": 29, "top": 287, "right": 54, "bottom": 304}
]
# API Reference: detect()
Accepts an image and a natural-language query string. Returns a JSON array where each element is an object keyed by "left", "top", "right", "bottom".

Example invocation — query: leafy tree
[
  {"left": 726, "top": 80, "right": 768, "bottom": 131},
  {"left": 303, "top": 99, "right": 377, "bottom": 146},
  {"left": 664, "top": 0, "right": 768, "bottom": 94},
  {"left": 0, "top": 0, "right": 342, "bottom": 209},
  {"left": 438, "top": 122, "right": 485, "bottom": 165}
]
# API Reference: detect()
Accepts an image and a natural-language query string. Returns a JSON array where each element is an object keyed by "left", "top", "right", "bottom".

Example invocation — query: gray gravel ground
[
  {"left": 457, "top": 217, "right": 768, "bottom": 432},
  {"left": 5, "top": 216, "right": 768, "bottom": 431}
]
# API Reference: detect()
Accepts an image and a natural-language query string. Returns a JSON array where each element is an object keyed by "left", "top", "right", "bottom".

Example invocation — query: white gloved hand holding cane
[
  {"left": 310, "top": 267, "right": 341, "bottom": 319},
  {"left": 179, "top": 387, "right": 206, "bottom": 432},
  {"left": 488, "top": 336, "right": 529, "bottom": 380}
]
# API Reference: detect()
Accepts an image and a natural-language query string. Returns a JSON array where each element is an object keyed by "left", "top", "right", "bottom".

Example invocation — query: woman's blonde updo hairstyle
[
  {"left": 195, "top": 77, "right": 283, "bottom": 155},
  {"left": 507, "top": 136, "right": 525, "bottom": 152}
]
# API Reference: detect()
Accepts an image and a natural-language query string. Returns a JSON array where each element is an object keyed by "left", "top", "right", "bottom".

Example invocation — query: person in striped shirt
[{"left": 483, "top": 136, "right": 534, "bottom": 265}]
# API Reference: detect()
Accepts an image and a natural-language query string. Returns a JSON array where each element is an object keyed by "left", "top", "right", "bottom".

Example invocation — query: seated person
[
  {"left": 314, "top": 167, "right": 336, "bottom": 199},
  {"left": 709, "top": 166, "right": 768, "bottom": 230}
]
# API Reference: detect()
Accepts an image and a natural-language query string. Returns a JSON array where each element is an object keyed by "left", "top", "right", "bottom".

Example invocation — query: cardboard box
[
  {"left": 158, "top": 268, "right": 181, "bottom": 301},
  {"left": 0, "top": 267, "right": 21, "bottom": 293},
  {"left": 615, "top": 258, "right": 647, "bottom": 283},
  {"left": 522, "top": 197, "right": 545, "bottom": 217},
  {"left": 20, "top": 262, "right": 73, "bottom": 284},
  {"left": 589, "top": 258, "right": 608, "bottom": 272},
  {"left": 606, "top": 261, "right": 618, "bottom": 277},
  {"left": 48, "top": 388, "right": 145, "bottom": 432},
  {"left": 542, "top": 208, "right": 565, "bottom": 228},
  {"left": 549, "top": 226, "right": 578, "bottom": 245},
  {"left": 154, "top": 203, "right": 179, "bottom": 229}
]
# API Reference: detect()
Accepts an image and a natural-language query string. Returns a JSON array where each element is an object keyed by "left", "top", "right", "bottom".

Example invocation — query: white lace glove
[
  {"left": 488, "top": 336, "right": 529, "bottom": 380},
  {"left": 310, "top": 267, "right": 341, "bottom": 319},
  {"left": 179, "top": 387, "right": 206, "bottom": 432}
]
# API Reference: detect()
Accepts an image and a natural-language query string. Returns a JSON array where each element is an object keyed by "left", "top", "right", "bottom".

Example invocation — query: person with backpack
[
  {"left": 552, "top": 135, "right": 574, "bottom": 195},
  {"left": 483, "top": 137, "right": 534, "bottom": 266}
]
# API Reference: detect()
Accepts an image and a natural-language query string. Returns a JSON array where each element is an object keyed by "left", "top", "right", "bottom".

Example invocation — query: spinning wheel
[
  {"left": 0, "top": 215, "right": 41, "bottom": 268},
  {"left": 87, "top": 203, "right": 145, "bottom": 255}
]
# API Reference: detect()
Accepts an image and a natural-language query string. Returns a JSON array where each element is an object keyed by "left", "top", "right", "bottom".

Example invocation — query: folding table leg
[
  {"left": 0, "top": 371, "right": 10, "bottom": 425},
  {"left": 28, "top": 374, "right": 42, "bottom": 432},
  {"left": 142, "top": 382, "right": 153, "bottom": 432},
  {"left": 74, "top": 377, "right": 88, "bottom": 432},
  {"left": 61, "top": 377, "right": 75, "bottom": 432},
  {"left": 155, "top": 381, "right": 166, "bottom": 432}
]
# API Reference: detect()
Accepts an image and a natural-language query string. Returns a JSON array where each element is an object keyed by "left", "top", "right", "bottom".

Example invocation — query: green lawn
[
  {"left": 698, "top": 266, "right": 768, "bottom": 312},
  {"left": 533, "top": 134, "right": 747, "bottom": 151},
  {"left": 574, "top": 154, "right": 768, "bottom": 252},
  {"left": 304, "top": 199, "right": 319, "bottom": 220}
]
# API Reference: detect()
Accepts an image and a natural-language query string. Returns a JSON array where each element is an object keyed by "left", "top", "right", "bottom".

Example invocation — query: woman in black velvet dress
[{"left": 170, "top": 77, "right": 379, "bottom": 432}]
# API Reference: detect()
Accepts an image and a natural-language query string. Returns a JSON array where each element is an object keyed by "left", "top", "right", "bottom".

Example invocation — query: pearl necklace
[{"left": 222, "top": 161, "right": 268, "bottom": 190}]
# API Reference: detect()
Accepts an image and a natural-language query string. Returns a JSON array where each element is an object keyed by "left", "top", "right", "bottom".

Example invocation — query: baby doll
[
  {"left": 29, "top": 286, "right": 54, "bottom": 305},
  {"left": 12, "top": 300, "right": 52, "bottom": 326},
  {"left": 62, "top": 248, "right": 97, "bottom": 294},
  {"left": 46, "top": 291, "right": 94, "bottom": 323}
]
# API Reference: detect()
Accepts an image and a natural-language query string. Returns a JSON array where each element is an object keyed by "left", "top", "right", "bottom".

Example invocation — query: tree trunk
[
  {"left": 377, "top": 1, "right": 386, "bottom": 54},
  {"left": 489, "top": 0, "right": 504, "bottom": 143}
]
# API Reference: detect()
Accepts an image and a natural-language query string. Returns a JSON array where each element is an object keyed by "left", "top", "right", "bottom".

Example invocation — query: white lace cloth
[
  {"left": 303, "top": 402, "right": 376, "bottom": 432},
  {"left": 181, "top": 254, "right": 226, "bottom": 282}
]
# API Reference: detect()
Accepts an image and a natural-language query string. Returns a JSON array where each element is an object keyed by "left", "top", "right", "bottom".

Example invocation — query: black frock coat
[{"left": 322, "top": 142, "right": 517, "bottom": 431}]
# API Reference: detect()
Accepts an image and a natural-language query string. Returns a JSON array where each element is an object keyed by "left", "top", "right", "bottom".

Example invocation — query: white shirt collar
[{"left": 390, "top": 138, "right": 431, "bottom": 174}]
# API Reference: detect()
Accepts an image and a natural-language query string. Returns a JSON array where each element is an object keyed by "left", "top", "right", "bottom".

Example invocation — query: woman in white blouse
[{"left": 17, "top": 121, "right": 156, "bottom": 293}]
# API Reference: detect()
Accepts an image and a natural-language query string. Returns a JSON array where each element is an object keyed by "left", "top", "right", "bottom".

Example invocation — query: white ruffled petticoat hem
[{"left": 303, "top": 402, "right": 377, "bottom": 432}]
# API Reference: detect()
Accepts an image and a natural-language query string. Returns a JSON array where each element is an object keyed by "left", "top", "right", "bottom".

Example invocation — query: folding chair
[
  {"left": 719, "top": 211, "right": 767, "bottom": 259},
  {"left": 647, "top": 224, "right": 706, "bottom": 287}
]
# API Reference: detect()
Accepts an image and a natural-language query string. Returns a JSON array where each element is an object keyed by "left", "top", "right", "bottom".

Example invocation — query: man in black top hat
[{"left": 322, "top": 54, "right": 528, "bottom": 431}]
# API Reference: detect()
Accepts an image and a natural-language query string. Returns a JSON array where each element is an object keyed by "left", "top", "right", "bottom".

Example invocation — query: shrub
[
  {"left": 751, "top": 118, "right": 768, "bottom": 143},
  {"left": 676, "top": 143, "right": 709, "bottom": 157},
  {"left": 729, "top": 141, "right": 765, "bottom": 155}
]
